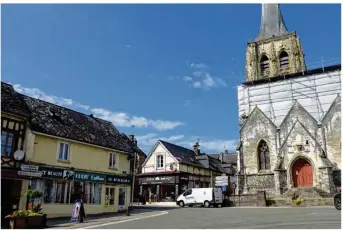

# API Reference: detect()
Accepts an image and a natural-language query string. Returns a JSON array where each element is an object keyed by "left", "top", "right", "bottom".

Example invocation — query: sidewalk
[{"left": 46, "top": 208, "right": 160, "bottom": 228}]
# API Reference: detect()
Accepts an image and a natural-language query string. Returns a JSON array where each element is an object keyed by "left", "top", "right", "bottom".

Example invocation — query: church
[{"left": 236, "top": 4, "right": 341, "bottom": 196}]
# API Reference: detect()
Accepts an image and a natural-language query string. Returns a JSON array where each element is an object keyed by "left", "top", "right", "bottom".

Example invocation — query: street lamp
[{"left": 127, "top": 151, "right": 137, "bottom": 216}]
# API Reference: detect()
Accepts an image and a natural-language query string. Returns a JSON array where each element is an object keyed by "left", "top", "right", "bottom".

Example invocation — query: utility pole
[{"left": 127, "top": 151, "right": 137, "bottom": 216}]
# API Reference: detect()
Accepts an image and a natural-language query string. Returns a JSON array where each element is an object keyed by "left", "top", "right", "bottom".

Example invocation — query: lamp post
[{"left": 127, "top": 151, "right": 137, "bottom": 216}]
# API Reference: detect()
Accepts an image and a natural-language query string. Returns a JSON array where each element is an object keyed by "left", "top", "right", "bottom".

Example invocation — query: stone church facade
[{"left": 236, "top": 4, "right": 341, "bottom": 196}]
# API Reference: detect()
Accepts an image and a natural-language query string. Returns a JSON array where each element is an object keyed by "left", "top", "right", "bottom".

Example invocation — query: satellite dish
[{"left": 13, "top": 150, "right": 25, "bottom": 161}]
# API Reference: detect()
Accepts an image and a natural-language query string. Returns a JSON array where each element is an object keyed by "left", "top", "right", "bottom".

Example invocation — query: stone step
[{"left": 281, "top": 187, "right": 334, "bottom": 198}]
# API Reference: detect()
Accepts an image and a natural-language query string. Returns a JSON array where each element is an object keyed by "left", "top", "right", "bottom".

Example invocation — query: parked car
[{"left": 334, "top": 187, "right": 341, "bottom": 210}]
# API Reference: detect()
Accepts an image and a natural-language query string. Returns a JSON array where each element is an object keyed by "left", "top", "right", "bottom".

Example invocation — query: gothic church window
[
  {"left": 279, "top": 51, "right": 289, "bottom": 69},
  {"left": 260, "top": 55, "right": 270, "bottom": 75},
  {"left": 257, "top": 140, "right": 270, "bottom": 170}
]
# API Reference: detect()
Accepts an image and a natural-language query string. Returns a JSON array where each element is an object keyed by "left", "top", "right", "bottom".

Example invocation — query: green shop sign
[{"left": 74, "top": 172, "right": 106, "bottom": 183}]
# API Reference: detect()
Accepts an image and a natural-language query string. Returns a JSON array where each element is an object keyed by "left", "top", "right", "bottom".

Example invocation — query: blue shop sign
[{"left": 106, "top": 175, "right": 132, "bottom": 184}]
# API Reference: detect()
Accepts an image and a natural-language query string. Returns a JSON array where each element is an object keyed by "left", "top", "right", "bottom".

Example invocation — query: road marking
[{"left": 75, "top": 211, "right": 168, "bottom": 229}]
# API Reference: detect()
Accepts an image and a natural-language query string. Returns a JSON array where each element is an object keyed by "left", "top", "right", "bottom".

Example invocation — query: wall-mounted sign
[
  {"left": 39, "top": 167, "right": 64, "bottom": 179},
  {"left": 18, "top": 164, "right": 41, "bottom": 177},
  {"left": 106, "top": 175, "right": 132, "bottom": 184},
  {"left": 20, "top": 164, "right": 39, "bottom": 172},
  {"left": 18, "top": 171, "right": 42, "bottom": 177},
  {"left": 180, "top": 176, "right": 189, "bottom": 182},
  {"left": 74, "top": 172, "right": 106, "bottom": 183},
  {"left": 139, "top": 176, "right": 176, "bottom": 185},
  {"left": 63, "top": 170, "right": 74, "bottom": 180}
]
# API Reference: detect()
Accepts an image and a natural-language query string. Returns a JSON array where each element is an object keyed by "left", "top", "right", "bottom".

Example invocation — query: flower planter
[{"left": 7, "top": 214, "right": 47, "bottom": 229}]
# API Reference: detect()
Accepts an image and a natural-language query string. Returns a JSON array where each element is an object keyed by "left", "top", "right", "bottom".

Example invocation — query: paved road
[{"left": 86, "top": 207, "right": 341, "bottom": 229}]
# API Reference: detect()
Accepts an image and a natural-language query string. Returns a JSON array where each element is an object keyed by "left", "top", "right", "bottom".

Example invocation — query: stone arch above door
[{"left": 290, "top": 157, "right": 314, "bottom": 187}]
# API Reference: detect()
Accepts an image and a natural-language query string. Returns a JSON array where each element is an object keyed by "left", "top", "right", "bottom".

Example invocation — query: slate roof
[
  {"left": 121, "top": 134, "right": 147, "bottom": 157},
  {"left": 1, "top": 82, "right": 30, "bottom": 118},
  {"left": 159, "top": 140, "right": 227, "bottom": 173},
  {"left": 21, "top": 95, "right": 133, "bottom": 153},
  {"left": 159, "top": 140, "right": 207, "bottom": 168},
  {"left": 209, "top": 152, "right": 237, "bottom": 165},
  {"left": 208, "top": 155, "right": 226, "bottom": 173}
]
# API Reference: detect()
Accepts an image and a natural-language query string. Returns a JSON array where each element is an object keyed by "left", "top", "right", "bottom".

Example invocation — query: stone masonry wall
[{"left": 241, "top": 108, "right": 278, "bottom": 175}]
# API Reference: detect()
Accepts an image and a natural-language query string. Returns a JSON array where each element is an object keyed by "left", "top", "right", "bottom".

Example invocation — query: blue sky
[{"left": 2, "top": 4, "right": 341, "bottom": 154}]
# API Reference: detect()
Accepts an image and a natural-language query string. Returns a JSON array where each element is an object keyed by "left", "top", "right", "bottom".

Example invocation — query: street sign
[
  {"left": 230, "top": 183, "right": 236, "bottom": 189},
  {"left": 215, "top": 176, "right": 228, "bottom": 186},
  {"left": 20, "top": 164, "right": 39, "bottom": 172},
  {"left": 215, "top": 176, "right": 228, "bottom": 181},
  {"left": 215, "top": 182, "right": 228, "bottom": 186},
  {"left": 18, "top": 171, "right": 42, "bottom": 177}
]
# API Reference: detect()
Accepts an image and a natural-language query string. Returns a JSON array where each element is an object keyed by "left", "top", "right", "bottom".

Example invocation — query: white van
[{"left": 176, "top": 187, "right": 223, "bottom": 208}]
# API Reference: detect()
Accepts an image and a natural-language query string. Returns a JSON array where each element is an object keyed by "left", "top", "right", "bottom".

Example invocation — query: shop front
[
  {"left": 4, "top": 163, "right": 132, "bottom": 218},
  {"left": 138, "top": 174, "right": 196, "bottom": 202}
]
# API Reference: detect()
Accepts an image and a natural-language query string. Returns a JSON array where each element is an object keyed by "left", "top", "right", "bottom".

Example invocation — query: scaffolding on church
[{"left": 238, "top": 57, "right": 341, "bottom": 127}]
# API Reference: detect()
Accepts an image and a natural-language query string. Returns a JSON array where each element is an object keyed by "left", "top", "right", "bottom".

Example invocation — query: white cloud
[
  {"left": 183, "top": 76, "right": 193, "bottom": 81},
  {"left": 136, "top": 133, "right": 185, "bottom": 148},
  {"left": 216, "top": 77, "right": 228, "bottom": 87},
  {"left": 136, "top": 133, "right": 238, "bottom": 153},
  {"left": 193, "top": 81, "right": 202, "bottom": 88},
  {"left": 13, "top": 84, "right": 184, "bottom": 131},
  {"left": 190, "top": 63, "right": 209, "bottom": 70},
  {"left": 180, "top": 62, "right": 227, "bottom": 90}
]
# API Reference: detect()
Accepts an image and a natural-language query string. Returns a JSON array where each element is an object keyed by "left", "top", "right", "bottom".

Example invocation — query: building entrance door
[
  {"left": 118, "top": 185, "right": 126, "bottom": 211},
  {"left": 292, "top": 158, "right": 313, "bottom": 187},
  {"left": 104, "top": 186, "right": 115, "bottom": 212},
  {"left": 1, "top": 179, "right": 22, "bottom": 228}
]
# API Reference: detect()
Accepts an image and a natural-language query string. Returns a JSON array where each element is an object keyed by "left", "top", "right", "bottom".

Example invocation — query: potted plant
[{"left": 6, "top": 189, "right": 47, "bottom": 229}]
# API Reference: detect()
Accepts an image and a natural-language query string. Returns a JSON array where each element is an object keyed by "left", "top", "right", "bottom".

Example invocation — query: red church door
[{"left": 292, "top": 158, "right": 313, "bottom": 187}]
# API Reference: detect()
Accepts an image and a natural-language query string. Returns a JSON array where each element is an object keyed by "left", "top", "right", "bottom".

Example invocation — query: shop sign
[
  {"left": 139, "top": 176, "right": 176, "bottom": 185},
  {"left": 106, "top": 175, "right": 132, "bottom": 184},
  {"left": 74, "top": 172, "right": 106, "bottom": 183},
  {"left": 39, "top": 167, "right": 64, "bottom": 179},
  {"left": 180, "top": 176, "right": 189, "bottom": 182}
]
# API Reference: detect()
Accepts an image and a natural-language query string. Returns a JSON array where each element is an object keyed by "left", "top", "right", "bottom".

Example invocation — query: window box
[{"left": 7, "top": 215, "right": 47, "bottom": 229}]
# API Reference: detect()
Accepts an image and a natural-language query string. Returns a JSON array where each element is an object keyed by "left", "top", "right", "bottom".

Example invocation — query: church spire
[{"left": 256, "top": 4, "right": 288, "bottom": 41}]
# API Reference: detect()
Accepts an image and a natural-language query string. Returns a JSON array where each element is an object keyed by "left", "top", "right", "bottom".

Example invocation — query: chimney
[
  {"left": 193, "top": 142, "right": 200, "bottom": 155},
  {"left": 220, "top": 152, "right": 224, "bottom": 163},
  {"left": 129, "top": 135, "right": 137, "bottom": 146}
]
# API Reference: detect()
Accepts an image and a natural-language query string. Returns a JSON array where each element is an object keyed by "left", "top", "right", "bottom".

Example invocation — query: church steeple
[
  {"left": 256, "top": 4, "right": 288, "bottom": 41},
  {"left": 245, "top": 4, "right": 306, "bottom": 82}
]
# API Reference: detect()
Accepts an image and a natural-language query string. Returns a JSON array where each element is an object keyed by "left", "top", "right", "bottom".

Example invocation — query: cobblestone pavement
[{"left": 86, "top": 207, "right": 341, "bottom": 229}]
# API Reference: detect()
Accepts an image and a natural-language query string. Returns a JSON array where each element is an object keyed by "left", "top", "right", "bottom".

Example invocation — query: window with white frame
[
  {"left": 156, "top": 155, "right": 164, "bottom": 169},
  {"left": 58, "top": 142, "right": 70, "bottom": 161},
  {"left": 108, "top": 153, "right": 117, "bottom": 168}
]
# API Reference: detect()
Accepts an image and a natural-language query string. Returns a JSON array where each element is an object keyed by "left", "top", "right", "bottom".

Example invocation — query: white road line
[{"left": 75, "top": 211, "right": 168, "bottom": 229}]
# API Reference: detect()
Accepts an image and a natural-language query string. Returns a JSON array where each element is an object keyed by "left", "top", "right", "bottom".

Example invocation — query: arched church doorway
[{"left": 292, "top": 158, "right": 313, "bottom": 187}]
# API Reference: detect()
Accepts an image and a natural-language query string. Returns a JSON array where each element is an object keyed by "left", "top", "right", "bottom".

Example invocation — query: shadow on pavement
[{"left": 46, "top": 206, "right": 177, "bottom": 228}]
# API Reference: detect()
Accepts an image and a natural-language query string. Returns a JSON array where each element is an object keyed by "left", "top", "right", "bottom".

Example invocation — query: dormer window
[
  {"left": 279, "top": 51, "right": 289, "bottom": 69},
  {"left": 260, "top": 55, "right": 270, "bottom": 75}
]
